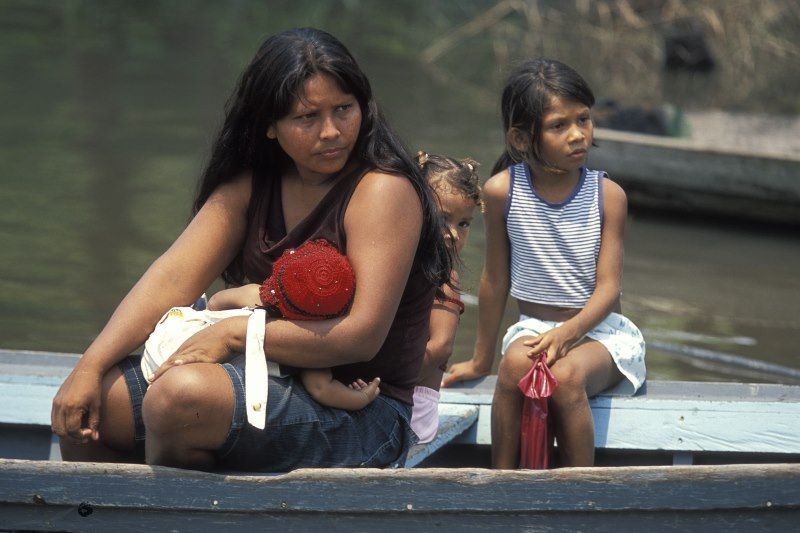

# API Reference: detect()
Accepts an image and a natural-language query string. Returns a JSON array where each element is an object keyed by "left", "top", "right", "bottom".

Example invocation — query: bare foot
[{"left": 349, "top": 377, "right": 381, "bottom": 404}]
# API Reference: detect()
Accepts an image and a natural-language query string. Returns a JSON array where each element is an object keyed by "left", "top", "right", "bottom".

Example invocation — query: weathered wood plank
[
  {"left": 0, "top": 380, "right": 63, "bottom": 426},
  {"left": 406, "top": 404, "right": 478, "bottom": 467},
  {"left": 1, "top": 506, "right": 797, "bottom": 532},
  {"left": 441, "top": 376, "right": 800, "bottom": 403},
  {"left": 2, "top": 506, "right": 797, "bottom": 532},
  {"left": 1, "top": 460, "right": 798, "bottom": 513},
  {"left": 2, "top": 459, "right": 800, "bottom": 531}
]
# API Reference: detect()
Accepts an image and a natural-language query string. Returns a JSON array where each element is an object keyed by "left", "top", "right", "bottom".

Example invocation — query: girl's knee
[
  {"left": 549, "top": 358, "right": 586, "bottom": 406},
  {"left": 497, "top": 343, "right": 534, "bottom": 391}
]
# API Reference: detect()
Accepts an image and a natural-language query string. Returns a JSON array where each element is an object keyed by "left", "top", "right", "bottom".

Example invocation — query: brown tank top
[{"left": 241, "top": 164, "right": 435, "bottom": 405}]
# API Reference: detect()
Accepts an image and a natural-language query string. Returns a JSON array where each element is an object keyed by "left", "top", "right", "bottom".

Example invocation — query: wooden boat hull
[
  {"left": 591, "top": 128, "right": 800, "bottom": 224},
  {"left": 2, "top": 459, "right": 799, "bottom": 531},
  {"left": 2, "top": 349, "right": 800, "bottom": 530}
]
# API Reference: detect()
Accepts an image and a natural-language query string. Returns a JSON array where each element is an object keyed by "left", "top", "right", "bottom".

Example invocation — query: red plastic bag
[{"left": 517, "top": 353, "right": 558, "bottom": 469}]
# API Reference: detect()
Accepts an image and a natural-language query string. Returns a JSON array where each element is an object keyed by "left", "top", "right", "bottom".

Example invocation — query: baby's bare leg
[{"left": 301, "top": 369, "right": 380, "bottom": 410}]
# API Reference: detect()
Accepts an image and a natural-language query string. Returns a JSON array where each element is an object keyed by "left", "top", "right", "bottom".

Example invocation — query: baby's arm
[
  {"left": 206, "top": 283, "right": 261, "bottom": 310},
  {"left": 301, "top": 368, "right": 380, "bottom": 410}
]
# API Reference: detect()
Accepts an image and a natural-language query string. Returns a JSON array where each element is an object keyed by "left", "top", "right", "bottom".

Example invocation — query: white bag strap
[{"left": 245, "top": 309, "right": 268, "bottom": 429}]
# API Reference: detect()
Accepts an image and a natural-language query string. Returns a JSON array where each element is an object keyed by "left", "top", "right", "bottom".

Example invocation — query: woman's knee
[
  {"left": 143, "top": 365, "right": 208, "bottom": 434},
  {"left": 142, "top": 364, "right": 234, "bottom": 437}
]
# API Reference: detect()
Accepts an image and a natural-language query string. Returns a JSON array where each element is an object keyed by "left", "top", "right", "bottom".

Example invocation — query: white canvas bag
[{"left": 141, "top": 306, "right": 279, "bottom": 429}]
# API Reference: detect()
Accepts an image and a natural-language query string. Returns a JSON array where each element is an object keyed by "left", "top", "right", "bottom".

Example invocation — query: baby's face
[{"left": 435, "top": 186, "right": 476, "bottom": 254}]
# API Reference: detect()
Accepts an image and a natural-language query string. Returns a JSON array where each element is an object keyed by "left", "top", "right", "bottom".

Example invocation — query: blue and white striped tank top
[{"left": 505, "top": 163, "right": 603, "bottom": 308}]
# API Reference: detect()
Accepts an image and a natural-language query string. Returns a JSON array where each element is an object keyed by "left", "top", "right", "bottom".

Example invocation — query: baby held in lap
[{"left": 148, "top": 240, "right": 380, "bottom": 412}]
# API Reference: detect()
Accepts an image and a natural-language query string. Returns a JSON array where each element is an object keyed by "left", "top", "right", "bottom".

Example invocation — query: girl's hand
[
  {"left": 441, "top": 359, "right": 491, "bottom": 387},
  {"left": 51, "top": 365, "right": 104, "bottom": 443},
  {"left": 149, "top": 317, "right": 247, "bottom": 382},
  {"left": 523, "top": 326, "right": 579, "bottom": 366}
]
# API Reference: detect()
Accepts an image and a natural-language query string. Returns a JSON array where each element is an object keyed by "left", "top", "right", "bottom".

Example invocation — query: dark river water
[{"left": 1, "top": 1, "right": 798, "bottom": 384}]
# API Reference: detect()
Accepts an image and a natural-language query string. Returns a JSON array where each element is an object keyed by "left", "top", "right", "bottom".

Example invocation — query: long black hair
[
  {"left": 194, "top": 28, "right": 451, "bottom": 287},
  {"left": 492, "top": 58, "right": 595, "bottom": 175}
]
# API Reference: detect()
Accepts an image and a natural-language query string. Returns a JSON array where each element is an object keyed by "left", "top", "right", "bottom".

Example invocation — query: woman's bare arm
[{"left": 51, "top": 175, "right": 251, "bottom": 441}]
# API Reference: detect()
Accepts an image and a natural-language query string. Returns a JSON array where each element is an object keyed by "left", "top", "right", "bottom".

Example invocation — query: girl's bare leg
[
  {"left": 59, "top": 366, "right": 140, "bottom": 463},
  {"left": 548, "top": 340, "right": 622, "bottom": 467},
  {"left": 491, "top": 336, "right": 534, "bottom": 468},
  {"left": 142, "top": 363, "right": 234, "bottom": 470}
]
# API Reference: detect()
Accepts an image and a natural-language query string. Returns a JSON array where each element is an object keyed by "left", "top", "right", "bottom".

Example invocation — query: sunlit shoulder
[
  {"left": 483, "top": 168, "right": 511, "bottom": 205},
  {"left": 601, "top": 175, "right": 627, "bottom": 209},
  {"left": 356, "top": 169, "right": 420, "bottom": 202}
]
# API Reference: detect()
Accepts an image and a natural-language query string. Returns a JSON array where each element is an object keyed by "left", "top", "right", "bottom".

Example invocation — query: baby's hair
[
  {"left": 493, "top": 58, "right": 595, "bottom": 175},
  {"left": 416, "top": 151, "right": 484, "bottom": 212}
]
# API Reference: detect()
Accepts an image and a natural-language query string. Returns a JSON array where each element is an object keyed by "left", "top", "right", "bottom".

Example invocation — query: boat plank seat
[
  {"left": 405, "top": 404, "right": 478, "bottom": 468},
  {"left": 441, "top": 376, "right": 800, "bottom": 464},
  {"left": 2, "top": 349, "right": 799, "bottom": 465}
]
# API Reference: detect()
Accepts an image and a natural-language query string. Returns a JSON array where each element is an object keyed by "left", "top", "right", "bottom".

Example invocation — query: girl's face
[
  {"left": 536, "top": 95, "right": 593, "bottom": 173},
  {"left": 435, "top": 185, "right": 476, "bottom": 254},
  {"left": 268, "top": 73, "right": 362, "bottom": 182}
]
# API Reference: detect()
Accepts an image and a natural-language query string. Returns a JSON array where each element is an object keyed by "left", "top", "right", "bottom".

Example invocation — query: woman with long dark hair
[{"left": 51, "top": 28, "right": 450, "bottom": 471}]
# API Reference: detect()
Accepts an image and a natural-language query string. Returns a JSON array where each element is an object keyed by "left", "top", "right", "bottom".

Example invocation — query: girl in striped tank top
[{"left": 443, "top": 59, "right": 646, "bottom": 468}]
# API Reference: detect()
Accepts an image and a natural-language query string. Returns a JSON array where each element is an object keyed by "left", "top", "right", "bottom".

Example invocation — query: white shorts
[{"left": 501, "top": 312, "right": 646, "bottom": 394}]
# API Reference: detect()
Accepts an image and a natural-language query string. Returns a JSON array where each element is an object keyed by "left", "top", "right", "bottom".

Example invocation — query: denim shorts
[
  {"left": 118, "top": 355, "right": 416, "bottom": 472},
  {"left": 118, "top": 355, "right": 148, "bottom": 459}
]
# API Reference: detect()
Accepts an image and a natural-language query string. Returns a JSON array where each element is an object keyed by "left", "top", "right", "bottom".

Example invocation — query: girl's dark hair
[
  {"left": 492, "top": 58, "right": 595, "bottom": 175},
  {"left": 193, "top": 28, "right": 451, "bottom": 287},
  {"left": 416, "top": 151, "right": 483, "bottom": 212}
]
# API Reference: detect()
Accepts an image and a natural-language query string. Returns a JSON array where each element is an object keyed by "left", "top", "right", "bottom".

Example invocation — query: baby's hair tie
[{"left": 416, "top": 150, "right": 430, "bottom": 168}]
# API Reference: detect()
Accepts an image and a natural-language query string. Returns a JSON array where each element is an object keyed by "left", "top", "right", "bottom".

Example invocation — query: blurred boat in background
[{"left": 591, "top": 111, "right": 800, "bottom": 225}]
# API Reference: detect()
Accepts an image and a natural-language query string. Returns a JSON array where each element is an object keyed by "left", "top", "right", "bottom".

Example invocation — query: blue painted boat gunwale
[{"left": 2, "top": 349, "right": 800, "bottom": 460}]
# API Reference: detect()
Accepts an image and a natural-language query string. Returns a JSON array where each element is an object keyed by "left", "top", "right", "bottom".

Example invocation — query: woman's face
[
  {"left": 268, "top": 73, "right": 362, "bottom": 183},
  {"left": 435, "top": 185, "right": 476, "bottom": 254}
]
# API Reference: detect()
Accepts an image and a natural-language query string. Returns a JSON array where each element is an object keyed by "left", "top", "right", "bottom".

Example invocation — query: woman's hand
[
  {"left": 441, "top": 359, "right": 491, "bottom": 387},
  {"left": 51, "top": 365, "right": 104, "bottom": 443},
  {"left": 149, "top": 316, "right": 247, "bottom": 382},
  {"left": 523, "top": 325, "right": 579, "bottom": 366}
]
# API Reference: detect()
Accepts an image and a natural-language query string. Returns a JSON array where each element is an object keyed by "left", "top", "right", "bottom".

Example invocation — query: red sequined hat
[{"left": 260, "top": 239, "right": 355, "bottom": 320}]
